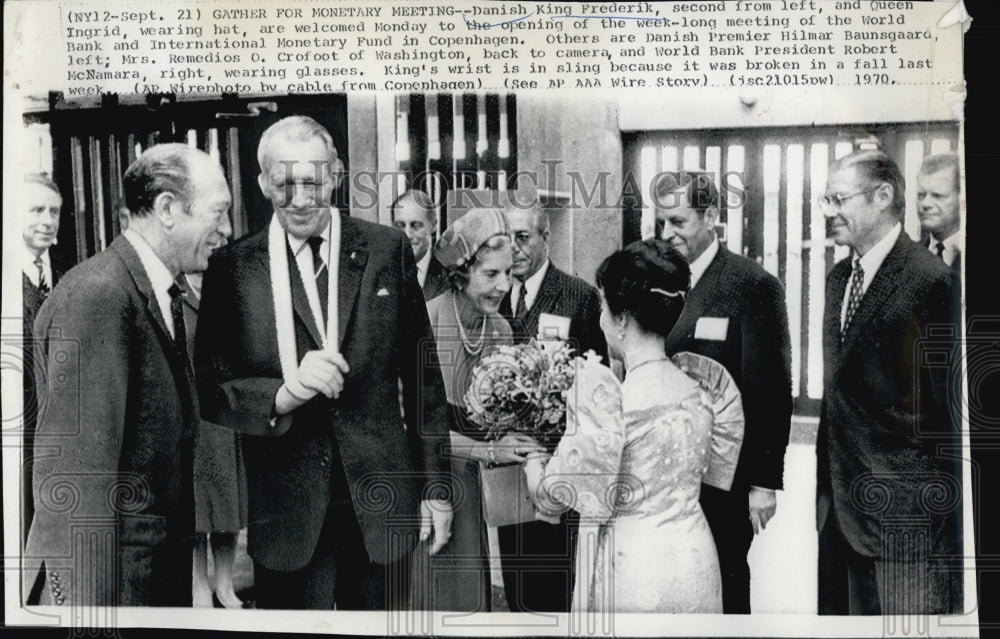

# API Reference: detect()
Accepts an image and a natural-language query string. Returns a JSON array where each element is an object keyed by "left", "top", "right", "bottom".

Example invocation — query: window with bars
[
  {"left": 622, "top": 122, "right": 960, "bottom": 414},
  {"left": 24, "top": 93, "right": 350, "bottom": 263},
  {"left": 392, "top": 93, "right": 516, "bottom": 230}
]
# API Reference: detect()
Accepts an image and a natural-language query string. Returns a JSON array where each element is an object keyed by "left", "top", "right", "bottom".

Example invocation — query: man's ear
[
  {"left": 874, "top": 182, "right": 894, "bottom": 211},
  {"left": 541, "top": 228, "right": 551, "bottom": 243},
  {"left": 152, "top": 191, "right": 181, "bottom": 229},
  {"left": 257, "top": 173, "right": 268, "bottom": 195},
  {"left": 704, "top": 205, "right": 720, "bottom": 227}
]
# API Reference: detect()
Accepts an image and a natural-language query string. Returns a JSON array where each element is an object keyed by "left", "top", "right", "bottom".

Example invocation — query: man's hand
[
  {"left": 749, "top": 486, "right": 777, "bottom": 535},
  {"left": 298, "top": 350, "right": 350, "bottom": 399},
  {"left": 275, "top": 350, "right": 351, "bottom": 415},
  {"left": 420, "top": 498, "right": 453, "bottom": 555}
]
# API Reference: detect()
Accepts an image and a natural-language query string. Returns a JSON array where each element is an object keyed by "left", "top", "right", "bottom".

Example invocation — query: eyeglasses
[{"left": 817, "top": 186, "right": 881, "bottom": 211}]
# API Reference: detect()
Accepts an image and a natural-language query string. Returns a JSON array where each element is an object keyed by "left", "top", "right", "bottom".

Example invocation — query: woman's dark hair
[{"left": 595, "top": 239, "right": 691, "bottom": 338}]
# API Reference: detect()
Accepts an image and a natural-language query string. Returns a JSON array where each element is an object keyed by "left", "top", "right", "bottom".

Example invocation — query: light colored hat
[{"left": 434, "top": 207, "right": 509, "bottom": 268}]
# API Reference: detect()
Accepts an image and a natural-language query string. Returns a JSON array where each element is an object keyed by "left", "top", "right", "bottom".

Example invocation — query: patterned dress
[{"left": 540, "top": 353, "right": 744, "bottom": 613}]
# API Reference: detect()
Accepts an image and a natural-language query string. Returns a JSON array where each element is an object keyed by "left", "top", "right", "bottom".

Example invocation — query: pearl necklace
[{"left": 452, "top": 293, "right": 487, "bottom": 355}]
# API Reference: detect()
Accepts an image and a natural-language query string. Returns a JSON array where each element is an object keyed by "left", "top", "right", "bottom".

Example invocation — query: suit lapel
[
  {"left": 666, "top": 248, "right": 726, "bottom": 350},
  {"left": 837, "top": 235, "right": 909, "bottom": 370},
  {"left": 824, "top": 259, "right": 851, "bottom": 377},
  {"left": 282, "top": 240, "right": 325, "bottom": 349},
  {"left": 524, "top": 264, "right": 561, "bottom": 334},
  {"left": 112, "top": 236, "right": 173, "bottom": 349},
  {"left": 838, "top": 237, "right": 905, "bottom": 357},
  {"left": 337, "top": 216, "right": 368, "bottom": 347}
]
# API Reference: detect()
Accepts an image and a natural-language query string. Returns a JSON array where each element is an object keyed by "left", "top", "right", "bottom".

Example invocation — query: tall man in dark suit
[
  {"left": 391, "top": 189, "right": 449, "bottom": 301},
  {"left": 20, "top": 174, "right": 70, "bottom": 544},
  {"left": 817, "top": 150, "right": 962, "bottom": 615},
  {"left": 195, "top": 116, "right": 453, "bottom": 611},
  {"left": 25, "top": 144, "right": 233, "bottom": 606},
  {"left": 657, "top": 171, "right": 793, "bottom": 614},
  {"left": 917, "top": 153, "right": 962, "bottom": 281},
  {"left": 496, "top": 194, "right": 606, "bottom": 612}
]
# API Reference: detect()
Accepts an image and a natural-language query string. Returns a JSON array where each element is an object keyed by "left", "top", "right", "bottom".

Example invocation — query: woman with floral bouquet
[
  {"left": 410, "top": 206, "right": 544, "bottom": 612},
  {"left": 522, "top": 239, "right": 746, "bottom": 613}
]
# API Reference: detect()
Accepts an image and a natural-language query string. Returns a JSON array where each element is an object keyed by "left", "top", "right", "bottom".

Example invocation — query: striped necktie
[{"left": 841, "top": 258, "right": 864, "bottom": 340}]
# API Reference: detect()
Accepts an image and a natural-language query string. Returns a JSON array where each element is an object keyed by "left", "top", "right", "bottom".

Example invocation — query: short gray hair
[
  {"left": 123, "top": 143, "right": 202, "bottom": 218},
  {"left": 257, "top": 115, "right": 344, "bottom": 183}
]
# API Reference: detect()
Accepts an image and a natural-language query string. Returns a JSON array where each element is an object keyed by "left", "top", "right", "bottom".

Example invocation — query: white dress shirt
[
  {"left": 841, "top": 223, "right": 901, "bottom": 330},
  {"left": 286, "top": 219, "right": 336, "bottom": 338},
  {"left": 123, "top": 228, "right": 178, "bottom": 338},
  {"left": 21, "top": 245, "right": 53, "bottom": 289},
  {"left": 511, "top": 258, "right": 550, "bottom": 314},
  {"left": 415, "top": 248, "right": 432, "bottom": 289},
  {"left": 929, "top": 232, "right": 961, "bottom": 267},
  {"left": 689, "top": 237, "right": 720, "bottom": 290}
]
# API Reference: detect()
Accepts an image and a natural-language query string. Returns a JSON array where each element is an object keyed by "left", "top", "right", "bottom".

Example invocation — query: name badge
[
  {"left": 537, "top": 313, "right": 571, "bottom": 340},
  {"left": 694, "top": 317, "right": 729, "bottom": 341}
]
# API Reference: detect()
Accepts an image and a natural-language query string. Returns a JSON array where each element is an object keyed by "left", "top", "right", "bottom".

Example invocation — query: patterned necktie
[
  {"left": 168, "top": 281, "right": 187, "bottom": 351},
  {"left": 842, "top": 258, "right": 864, "bottom": 340},
  {"left": 34, "top": 256, "right": 49, "bottom": 295},
  {"left": 307, "top": 236, "right": 328, "bottom": 323},
  {"left": 514, "top": 285, "right": 527, "bottom": 319}
]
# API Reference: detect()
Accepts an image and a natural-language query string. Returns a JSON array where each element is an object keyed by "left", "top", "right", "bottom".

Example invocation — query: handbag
[{"left": 478, "top": 462, "right": 537, "bottom": 527}]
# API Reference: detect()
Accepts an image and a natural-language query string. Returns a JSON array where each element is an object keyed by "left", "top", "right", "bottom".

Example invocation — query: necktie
[
  {"left": 168, "top": 281, "right": 187, "bottom": 351},
  {"left": 514, "top": 285, "right": 527, "bottom": 319},
  {"left": 307, "top": 236, "right": 328, "bottom": 323},
  {"left": 842, "top": 258, "right": 864, "bottom": 340},
  {"left": 935, "top": 241, "right": 946, "bottom": 261},
  {"left": 34, "top": 256, "right": 49, "bottom": 295}
]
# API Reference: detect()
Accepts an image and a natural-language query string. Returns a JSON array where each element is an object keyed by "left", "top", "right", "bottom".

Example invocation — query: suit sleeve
[
  {"left": 195, "top": 253, "right": 285, "bottom": 437},
  {"left": 922, "top": 268, "right": 962, "bottom": 442},
  {"left": 738, "top": 274, "right": 793, "bottom": 490},
  {"left": 395, "top": 234, "right": 452, "bottom": 499},
  {"left": 27, "top": 282, "right": 130, "bottom": 605},
  {"left": 577, "top": 284, "right": 609, "bottom": 364}
]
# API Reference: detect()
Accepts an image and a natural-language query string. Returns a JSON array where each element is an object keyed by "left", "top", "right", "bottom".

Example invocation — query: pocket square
[
  {"left": 376, "top": 287, "right": 390, "bottom": 297},
  {"left": 694, "top": 317, "right": 729, "bottom": 341}
]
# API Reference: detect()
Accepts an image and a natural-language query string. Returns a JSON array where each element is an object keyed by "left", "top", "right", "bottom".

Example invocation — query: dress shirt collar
[
  {"left": 21, "top": 245, "right": 51, "bottom": 287},
  {"left": 855, "top": 222, "right": 901, "bottom": 295},
  {"left": 123, "top": 228, "right": 178, "bottom": 337},
  {"left": 415, "top": 247, "right": 432, "bottom": 287},
  {"left": 514, "top": 258, "right": 550, "bottom": 312},
  {"left": 689, "top": 237, "right": 720, "bottom": 290},
  {"left": 287, "top": 219, "right": 333, "bottom": 264},
  {"left": 929, "top": 231, "right": 961, "bottom": 267}
]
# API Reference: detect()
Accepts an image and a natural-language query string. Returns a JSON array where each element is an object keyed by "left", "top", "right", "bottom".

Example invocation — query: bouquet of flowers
[{"left": 464, "top": 338, "right": 580, "bottom": 450}]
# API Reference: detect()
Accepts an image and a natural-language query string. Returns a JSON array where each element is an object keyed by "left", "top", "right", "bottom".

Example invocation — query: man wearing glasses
[
  {"left": 816, "top": 149, "right": 962, "bottom": 615},
  {"left": 497, "top": 191, "right": 606, "bottom": 613}
]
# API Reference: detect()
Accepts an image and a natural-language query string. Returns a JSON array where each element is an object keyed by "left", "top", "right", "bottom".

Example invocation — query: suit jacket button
[
  {"left": 50, "top": 571, "right": 59, "bottom": 579},
  {"left": 331, "top": 408, "right": 340, "bottom": 417},
  {"left": 55, "top": 596, "right": 64, "bottom": 605}
]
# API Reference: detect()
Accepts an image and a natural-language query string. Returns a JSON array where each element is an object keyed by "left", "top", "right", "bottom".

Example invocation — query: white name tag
[
  {"left": 537, "top": 313, "right": 571, "bottom": 340},
  {"left": 694, "top": 317, "right": 729, "bottom": 341}
]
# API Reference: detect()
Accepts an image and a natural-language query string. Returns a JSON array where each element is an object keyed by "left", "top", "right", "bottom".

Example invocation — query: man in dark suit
[
  {"left": 391, "top": 189, "right": 449, "bottom": 301},
  {"left": 496, "top": 194, "right": 606, "bottom": 613},
  {"left": 20, "top": 174, "right": 71, "bottom": 544},
  {"left": 24, "top": 144, "right": 233, "bottom": 606},
  {"left": 817, "top": 149, "right": 962, "bottom": 615},
  {"left": 195, "top": 116, "right": 453, "bottom": 611},
  {"left": 658, "top": 170, "right": 793, "bottom": 614},
  {"left": 917, "top": 152, "right": 962, "bottom": 281}
]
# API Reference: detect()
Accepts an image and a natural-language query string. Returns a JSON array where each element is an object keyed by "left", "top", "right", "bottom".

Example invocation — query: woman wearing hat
[{"left": 411, "top": 206, "right": 544, "bottom": 611}]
